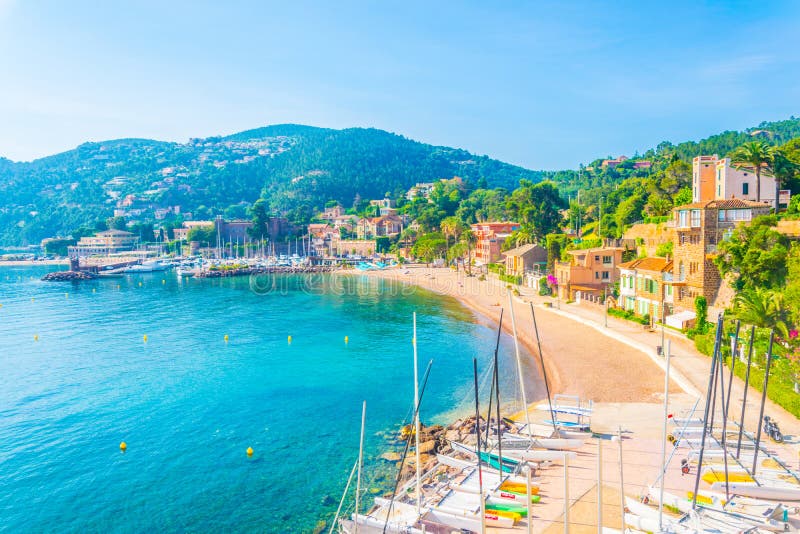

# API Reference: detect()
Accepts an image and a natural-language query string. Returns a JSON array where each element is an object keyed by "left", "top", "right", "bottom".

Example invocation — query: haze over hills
[
  {"left": 1, "top": 118, "right": 799, "bottom": 246},
  {"left": 0, "top": 125, "right": 543, "bottom": 245}
]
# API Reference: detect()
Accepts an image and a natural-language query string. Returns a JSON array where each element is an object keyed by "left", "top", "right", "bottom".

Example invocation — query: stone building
[{"left": 671, "top": 198, "right": 770, "bottom": 310}]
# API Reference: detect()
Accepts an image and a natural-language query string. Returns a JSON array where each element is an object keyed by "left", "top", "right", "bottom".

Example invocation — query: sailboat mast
[
  {"left": 658, "top": 340, "right": 671, "bottom": 531},
  {"left": 508, "top": 292, "right": 531, "bottom": 434},
  {"left": 473, "top": 358, "right": 486, "bottom": 534},
  {"left": 355, "top": 400, "right": 366, "bottom": 534},
  {"left": 413, "top": 312, "right": 421, "bottom": 516}
]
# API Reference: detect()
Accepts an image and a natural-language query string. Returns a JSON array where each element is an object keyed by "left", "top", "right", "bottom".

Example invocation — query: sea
[{"left": 0, "top": 266, "right": 542, "bottom": 533}]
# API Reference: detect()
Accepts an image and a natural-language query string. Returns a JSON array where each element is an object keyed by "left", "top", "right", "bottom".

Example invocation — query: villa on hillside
[
  {"left": 615, "top": 198, "right": 771, "bottom": 326},
  {"left": 356, "top": 215, "right": 403, "bottom": 239},
  {"left": 692, "top": 154, "right": 783, "bottom": 205},
  {"left": 471, "top": 222, "right": 520, "bottom": 265}
]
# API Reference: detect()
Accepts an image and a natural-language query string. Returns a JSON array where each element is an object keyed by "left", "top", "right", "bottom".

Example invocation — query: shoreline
[{"left": 359, "top": 265, "right": 676, "bottom": 407}]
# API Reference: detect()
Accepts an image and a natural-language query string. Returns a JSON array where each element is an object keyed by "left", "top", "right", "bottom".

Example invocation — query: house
[
  {"left": 671, "top": 198, "right": 770, "bottom": 310},
  {"left": 633, "top": 161, "right": 652, "bottom": 169},
  {"left": 601, "top": 155, "right": 628, "bottom": 168},
  {"left": 502, "top": 244, "right": 547, "bottom": 277},
  {"left": 356, "top": 215, "right": 403, "bottom": 239},
  {"left": 406, "top": 182, "right": 436, "bottom": 201},
  {"left": 308, "top": 223, "right": 341, "bottom": 256},
  {"left": 471, "top": 222, "right": 520, "bottom": 265},
  {"left": 617, "top": 257, "right": 674, "bottom": 322},
  {"left": 319, "top": 205, "right": 345, "bottom": 220},
  {"left": 553, "top": 247, "right": 625, "bottom": 300},
  {"left": 692, "top": 155, "right": 778, "bottom": 205},
  {"left": 68, "top": 229, "right": 137, "bottom": 256}
]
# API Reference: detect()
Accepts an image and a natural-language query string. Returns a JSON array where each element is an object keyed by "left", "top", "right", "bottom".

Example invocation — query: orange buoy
[{"left": 120, "top": 441, "right": 127, "bottom": 451}]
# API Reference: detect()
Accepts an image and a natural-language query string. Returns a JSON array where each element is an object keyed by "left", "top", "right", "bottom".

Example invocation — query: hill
[
  {"left": 550, "top": 117, "right": 800, "bottom": 196},
  {"left": 0, "top": 125, "right": 542, "bottom": 245}
]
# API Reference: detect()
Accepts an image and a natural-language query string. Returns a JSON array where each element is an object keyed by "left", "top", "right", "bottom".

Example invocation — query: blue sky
[{"left": 1, "top": 1, "right": 799, "bottom": 169}]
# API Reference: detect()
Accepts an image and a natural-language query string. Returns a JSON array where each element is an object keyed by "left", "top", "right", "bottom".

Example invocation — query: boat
[
  {"left": 710, "top": 482, "right": 800, "bottom": 502},
  {"left": 125, "top": 259, "right": 171, "bottom": 272}
]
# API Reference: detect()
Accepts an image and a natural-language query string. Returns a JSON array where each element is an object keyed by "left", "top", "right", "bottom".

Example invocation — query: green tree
[
  {"left": 248, "top": 199, "right": 270, "bottom": 239},
  {"left": 734, "top": 288, "right": 792, "bottom": 340},
  {"left": 106, "top": 216, "right": 127, "bottom": 230},
  {"left": 730, "top": 141, "right": 774, "bottom": 204},
  {"left": 505, "top": 180, "right": 565, "bottom": 242},
  {"left": 715, "top": 215, "right": 790, "bottom": 290},
  {"left": 771, "top": 149, "right": 800, "bottom": 211}
]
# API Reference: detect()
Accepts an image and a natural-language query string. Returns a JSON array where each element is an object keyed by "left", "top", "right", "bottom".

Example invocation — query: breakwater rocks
[
  {"left": 41, "top": 271, "right": 97, "bottom": 282},
  {"left": 194, "top": 266, "right": 341, "bottom": 278}
]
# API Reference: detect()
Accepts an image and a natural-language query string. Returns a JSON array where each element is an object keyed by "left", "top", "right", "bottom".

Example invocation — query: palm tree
[
  {"left": 730, "top": 141, "right": 774, "bottom": 204},
  {"left": 440, "top": 216, "right": 462, "bottom": 265},
  {"left": 461, "top": 229, "right": 477, "bottom": 275},
  {"left": 734, "top": 287, "right": 791, "bottom": 340}
]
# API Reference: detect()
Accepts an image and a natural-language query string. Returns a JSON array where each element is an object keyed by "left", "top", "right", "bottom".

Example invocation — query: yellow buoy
[
  {"left": 138, "top": 282, "right": 142, "bottom": 287},
  {"left": 120, "top": 441, "right": 127, "bottom": 451},
  {"left": 162, "top": 279, "right": 166, "bottom": 284},
  {"left": 92, "top": 288, "right": 96, "bottom": 293},
  {"left": 288, "top": 335, "right": 292, "bottom": 344},
  {"left": 34, "top": 334, "right": 39, "bottom": 342},
  {"left": 224, "top": 334, "right": 229, "bottom": 343},
  {"left": 143, "top": 334, "right": 148, "bottom": 343},
  {"left": 65, "top": 293, "right": 69, "bottom": 298},
  {"left": 344, "top": 336, "right": 349, "bottom": 344},
  {"left": 31, "top": 298, "right": 35, "bottom": 303},
  {"left": 247, "top": 447, "right": 254, "bottom": 456},
  {"left": 117, "top": 284, "right": 121, "bottom": 290}
]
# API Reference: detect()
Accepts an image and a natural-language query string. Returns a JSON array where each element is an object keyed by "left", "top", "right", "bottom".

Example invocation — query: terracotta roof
[
  {"left": 502, "top": 243, "right": 544, "bottom": 257},
  {"left": 635, "top": 257, "right": 673, "bottom": 273},
  {"left": 618, "top": 259, "right": 642, "bottom": 269},
  {"left": 673, "top": 199, "right": 771, "bottom": 210}
]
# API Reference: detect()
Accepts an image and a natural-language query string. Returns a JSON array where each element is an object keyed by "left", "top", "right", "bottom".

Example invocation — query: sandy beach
[{"left": 365, "top": 265, "right": 681, "bottom": 404}]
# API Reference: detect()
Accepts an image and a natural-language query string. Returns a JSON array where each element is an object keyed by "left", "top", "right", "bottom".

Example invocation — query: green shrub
[
  {"left": 478, "top": 274, "right": 486, "bottom": 281},
  {"left": 538, "top": 277, "right": 551, "bottom": 296}
]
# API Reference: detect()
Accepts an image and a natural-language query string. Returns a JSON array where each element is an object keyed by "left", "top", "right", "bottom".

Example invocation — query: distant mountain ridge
[{"left": 0, "top": 125, "right": 543, "bottom": 245}]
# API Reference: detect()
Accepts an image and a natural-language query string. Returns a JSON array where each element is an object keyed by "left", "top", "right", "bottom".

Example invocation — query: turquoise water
[{"left": 0, "top": 267, "right": 540, "bottom": 533}]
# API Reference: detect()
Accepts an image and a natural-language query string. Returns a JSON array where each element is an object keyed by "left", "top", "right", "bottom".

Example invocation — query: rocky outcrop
[{"left": 41, "top": 271, "right": 97, "bottom": 281}]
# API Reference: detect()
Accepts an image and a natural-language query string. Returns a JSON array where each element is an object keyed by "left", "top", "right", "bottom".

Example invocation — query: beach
[{"left": 364, "top": 265, "right": 681, "bottom": 404}]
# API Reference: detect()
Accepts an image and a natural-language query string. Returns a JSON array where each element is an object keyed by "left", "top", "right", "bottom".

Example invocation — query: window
[
  {"left": 678, "top": 210, "right": 688, "bottom": 227},
  {"left": 666, "top": 285, "right": 673, "bottom": 296},
  {"left": 742, "top": 182, "right": 749, "bottom": 195},
  {"left": 602, "top": 271, "right": 609, "bottom": 280},
  {"left": 690, "top": 210, "right": 701, "bottom": 227},
  {"left": 595, "top": 272, "right": 599, "bottom": 279},
  {"left": 602, "top": 255, "right": 612, "bottom": 264},
  {"left": 594, "top": 255, "right": 600, "bottom": 262},
  {"left": 718, "top": 185, "right": 721, "bottom": 197}
]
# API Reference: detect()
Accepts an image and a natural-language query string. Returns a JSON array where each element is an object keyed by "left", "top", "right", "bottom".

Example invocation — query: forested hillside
[{"left": 0, "top": 125, "right": 542, "bottom": 245}]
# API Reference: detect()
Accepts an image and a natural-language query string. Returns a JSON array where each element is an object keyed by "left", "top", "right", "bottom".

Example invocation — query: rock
[
  {"left": 444, "top": 429, "right": 461, "bottom": 442},
  {"left": 41, "top": 270, "right": 97, "bottom": 282},
  {"left": 380, "top": 451, "right": 401, "bottom": 462},
  {"left": 320, "top": 494, "right": 335, "bottom": 506},
  {"left": 418, "top": 440, "right": 436, "bottom": 454},
  {"left": 312, "top": 520, "right": 327, "bottom": 534}
]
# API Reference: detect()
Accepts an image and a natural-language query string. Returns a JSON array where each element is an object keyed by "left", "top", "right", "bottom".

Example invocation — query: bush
[
  {"left": 478, "top": 274, "right": 486, "bottom": 281},
  {"left": 538, "top": 276, "right": 551, "bottom": 296}
]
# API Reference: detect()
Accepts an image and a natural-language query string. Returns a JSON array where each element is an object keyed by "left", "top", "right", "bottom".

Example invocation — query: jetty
[{"left": 193, "top": 265, "right": 342, "bottom": 278}]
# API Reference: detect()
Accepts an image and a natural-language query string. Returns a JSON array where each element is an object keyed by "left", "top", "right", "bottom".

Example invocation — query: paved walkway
[{"left": 497, "top": 275, "right": 800, "bottom": 444}]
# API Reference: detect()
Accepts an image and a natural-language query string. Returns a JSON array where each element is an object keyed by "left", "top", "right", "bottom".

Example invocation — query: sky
[{"left": 1, "top": 1, "right": 799, "bottom": 170}]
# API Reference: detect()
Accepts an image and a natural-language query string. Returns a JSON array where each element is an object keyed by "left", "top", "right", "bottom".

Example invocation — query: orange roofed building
[
  {"left": 470, "top": 222, "right": 520, "bottom": 265},
  {"left": 553, "top": 247, "right": 624, "bottom": 300}
]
